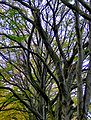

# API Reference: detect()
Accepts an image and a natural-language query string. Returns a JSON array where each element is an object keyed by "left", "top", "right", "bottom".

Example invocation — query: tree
[{"left": 0, "top": 0, "right": 91, "bottom": 120}]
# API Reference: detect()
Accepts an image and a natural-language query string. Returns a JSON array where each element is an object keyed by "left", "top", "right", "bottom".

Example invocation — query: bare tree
[{"left": 0, "top": 0, "right": 91, "bottom": 120}]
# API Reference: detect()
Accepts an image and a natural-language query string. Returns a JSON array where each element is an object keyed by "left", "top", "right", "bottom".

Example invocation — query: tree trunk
[
  {"left": 75, "top": 1, "right": 83, "bottom": 119},
  {"left": 84, "top": 0, "right": 91, "bottom": 119}
]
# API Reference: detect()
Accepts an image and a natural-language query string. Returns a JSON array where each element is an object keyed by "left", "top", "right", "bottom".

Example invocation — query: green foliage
[{"left": 8, "top": 35, "right": 26, "bottom": 42}]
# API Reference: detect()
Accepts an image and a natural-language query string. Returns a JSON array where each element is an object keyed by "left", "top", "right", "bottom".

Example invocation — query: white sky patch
[
  {"left": 69, "top": 0, "right": 75, "bottom": 5},
  {"left": 83, "top": 59, "right": 89, "bottom": 69}
]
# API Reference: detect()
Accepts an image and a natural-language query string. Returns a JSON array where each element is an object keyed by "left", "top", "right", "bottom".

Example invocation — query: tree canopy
[{"left": 0, "top": 0, "right": 91, "bottom": 120}]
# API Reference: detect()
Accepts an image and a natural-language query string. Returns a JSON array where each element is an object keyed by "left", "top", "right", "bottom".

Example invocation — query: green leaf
[
  {"left": 0, "top": 76, "right": 3, "bottom": 80},
  {"left": 8, "top": 35, "right": 25, "bottom": 42}
]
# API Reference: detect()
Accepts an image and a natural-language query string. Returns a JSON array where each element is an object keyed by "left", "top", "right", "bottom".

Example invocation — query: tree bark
[
  {"left": 75, "top": 1, "right": 83, "bottom": 119},
  {"left": 84, "top": 0, "right": 91, "bottom": 119}
]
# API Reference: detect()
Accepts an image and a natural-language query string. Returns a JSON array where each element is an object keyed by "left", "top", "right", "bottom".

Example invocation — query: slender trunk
[
  {"left": 84, "top": 0, "right": 91, "bottom": 118},
  {"left": 55, "top": 93, "right": 62, "bottom": 120},
  {"left": 75, "top": 1, "right": 83, "bottom": 119}
]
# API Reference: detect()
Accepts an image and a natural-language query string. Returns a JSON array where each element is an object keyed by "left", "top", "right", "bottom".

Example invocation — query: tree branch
[
  {"left": 61, "top": 0, "right": 91, "bottom": 21},
  {"left": 0, "top": 86, "right": 43, "bottom": 120}
]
